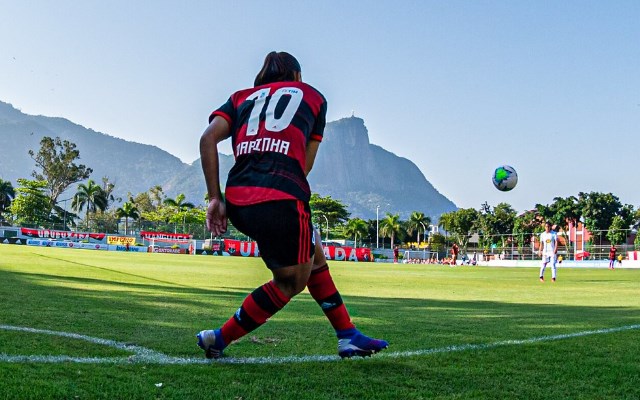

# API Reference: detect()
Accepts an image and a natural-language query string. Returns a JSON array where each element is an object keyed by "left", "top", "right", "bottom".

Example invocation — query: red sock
[
  {"left": 220, "top": 280, "right": 290, "bottom": 345},
  {"left": 307, "top": 264, "right": 355, "bottom": 332}
]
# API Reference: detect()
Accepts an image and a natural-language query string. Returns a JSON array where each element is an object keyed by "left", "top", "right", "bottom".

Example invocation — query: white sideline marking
[{"left": 1, "top": 324, "right": 639, "bottom": 365}]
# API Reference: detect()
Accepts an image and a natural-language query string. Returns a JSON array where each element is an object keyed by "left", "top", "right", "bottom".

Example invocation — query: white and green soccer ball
[{"left": 492, "top": 165, "right": 518, "bottom": 192}]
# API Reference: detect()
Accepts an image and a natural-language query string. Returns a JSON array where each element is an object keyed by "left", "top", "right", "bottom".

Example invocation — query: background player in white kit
[{"left": 538, "top": 221, "right": 558, "bottom": 282}]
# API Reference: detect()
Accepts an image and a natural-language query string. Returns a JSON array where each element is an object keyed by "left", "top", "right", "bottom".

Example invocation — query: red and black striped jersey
[{"left": 210, "top": 81, "right": 327, "bottom": 206}]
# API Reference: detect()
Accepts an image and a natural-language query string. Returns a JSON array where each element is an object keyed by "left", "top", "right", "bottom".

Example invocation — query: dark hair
[{"left": 254, "top": 51, "right": 301, "bottom": 87}]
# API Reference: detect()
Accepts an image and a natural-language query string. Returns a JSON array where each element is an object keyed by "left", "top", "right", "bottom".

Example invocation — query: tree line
[
  {"left": 0, "top": 136, "right": 432, "bottom": 244},
  {"left": 0, "top": 137, "right": 201, "bottom": 235},
  {"left": 440, "top": 197, "right": 640, "bottom": 253},
  {"left": 1, "top": 136, "right": 639, "bottom": 249}
]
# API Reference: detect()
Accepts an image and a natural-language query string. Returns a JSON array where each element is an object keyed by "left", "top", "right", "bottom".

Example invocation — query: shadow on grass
[
  {"left": 30, "top": 252, "right": 204, "bottom": 290},
  {"left": 1, "top": 268, "right": 639, "bottom": 359}
]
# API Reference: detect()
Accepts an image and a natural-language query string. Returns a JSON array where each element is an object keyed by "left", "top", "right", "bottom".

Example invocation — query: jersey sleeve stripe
[{"left": 209, "top": 110, "right": 233, "bottom": 125}]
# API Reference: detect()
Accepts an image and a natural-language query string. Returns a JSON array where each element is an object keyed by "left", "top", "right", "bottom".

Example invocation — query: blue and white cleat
[
  {"left": 338, "top": 331, "right": 389, "bottom": 358},
  {"left": 196, "top": 329, "right": 226, "bottom": 359}
]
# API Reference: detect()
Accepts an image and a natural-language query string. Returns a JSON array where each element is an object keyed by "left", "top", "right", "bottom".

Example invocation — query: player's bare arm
[
  {"left": 305, "top": 139, "right": 320, "bottom": 176},
  {"left": 200, "top": 116, "right": 231, "bottom": 236}
]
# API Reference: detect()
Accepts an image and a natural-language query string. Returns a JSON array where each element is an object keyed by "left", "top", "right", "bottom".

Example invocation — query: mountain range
[{"left": 0, "top": 100, "right": 456, "bottom": 220}]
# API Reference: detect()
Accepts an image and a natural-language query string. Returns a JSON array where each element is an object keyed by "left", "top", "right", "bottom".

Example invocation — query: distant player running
[
  {"left": 538, "top": 221, "right": 558, "bottom": 282},
  {"left": 197, "top": 51, "right": 388, "bottom": 359}
]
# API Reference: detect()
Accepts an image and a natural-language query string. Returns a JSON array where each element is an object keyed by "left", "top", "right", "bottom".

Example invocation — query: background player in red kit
[
  {"left": 608, "top": 244, "right": 617, "bottom": 269},
  {"left": 451, "top": 243, "right": 460, "bottom": 266},
  {"left": 197, "top": 51, "right": 388, "bottom": 359}
]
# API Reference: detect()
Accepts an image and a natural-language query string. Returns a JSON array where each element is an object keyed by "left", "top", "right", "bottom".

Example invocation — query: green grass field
[{"left": 0, "top": 245, "right": 639, "bottom": 399}]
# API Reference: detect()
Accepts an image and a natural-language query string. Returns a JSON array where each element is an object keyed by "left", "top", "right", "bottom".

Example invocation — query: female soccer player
[
  {"left": 608, "top": 244, "right": 617, "bottom": 269},
  {"left": 197, "top": 51, "right": 388, "bottom": 359}
]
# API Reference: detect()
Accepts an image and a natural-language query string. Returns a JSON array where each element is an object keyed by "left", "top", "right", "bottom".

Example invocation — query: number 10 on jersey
[{"left": 246, "top": 87, "right": 303, "bottom": 135}]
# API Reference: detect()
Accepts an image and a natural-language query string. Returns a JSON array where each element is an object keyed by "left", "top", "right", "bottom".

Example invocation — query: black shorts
[{"left": 226, "top": 199, "right": 315, "bottom": 270}]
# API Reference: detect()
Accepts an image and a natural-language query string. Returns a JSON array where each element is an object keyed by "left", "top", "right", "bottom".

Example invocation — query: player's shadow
[{"left": 1, "top": 268, "right": 638, "bottom": 358}]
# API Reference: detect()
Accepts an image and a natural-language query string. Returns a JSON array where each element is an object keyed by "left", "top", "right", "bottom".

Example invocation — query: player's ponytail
[{"left": 254, "top": 51, "right": 301, "bottom": 86}]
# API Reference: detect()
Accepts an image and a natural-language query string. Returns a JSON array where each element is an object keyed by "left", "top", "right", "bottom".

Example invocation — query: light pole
[
  {"left": 376, "top": 205, "right": 380, "bottom": 249},
  {"left": 320, "top": 214, "right": 329, "bottom": 241},
  {"left": 60, "top": 197, "right": 73, "bottom": 230},
  {"left": 419, "top": 221, "right": 427, "bottom": 260},
  {"left": 419, "top": 221, "right": 427, "bottom": 245}
]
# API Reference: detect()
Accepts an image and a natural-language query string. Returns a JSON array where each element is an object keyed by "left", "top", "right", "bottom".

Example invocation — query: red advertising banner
[
  {"left": 20, "top": 228, "right": 106, "bottom": 241},
  {"left": 140, "top": 231, "right": 193, "bottom": 240},
  {"left": 323, "top": 246, "right": 372, "bottom": 262},
  {"left": 221, "top": 239, "right": 371, "bottom": 262},
  {"left": 224, "top": 239, "right": 260, "bottom": 257}
]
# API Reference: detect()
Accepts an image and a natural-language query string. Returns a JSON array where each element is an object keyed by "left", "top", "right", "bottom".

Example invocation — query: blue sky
[{"left": 1, "top": 1, "right": 638, "bottom": 213}]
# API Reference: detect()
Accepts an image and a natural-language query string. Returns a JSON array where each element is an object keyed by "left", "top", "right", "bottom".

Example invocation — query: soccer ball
[{"left": 492, "top": 165, "right": 518, "bottom": 191}]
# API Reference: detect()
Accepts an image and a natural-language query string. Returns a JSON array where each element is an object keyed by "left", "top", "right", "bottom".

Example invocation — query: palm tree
[
  {"left": 379, "top": 213, "right": 403, "bottom": 249},
  {"left": 163, "top": 193, "right": 195, "bottom": 232},
  {"left": 72, "top": 179, "right": 108, "bottom": 228},
  {"left": 406, "top": 211, "right": 432, "bottom": 245},
  {"left": 163, "top": 193, "right": 195, "bottom": 211},
  {"left": 116, "top": 202, "right": 140, "bottom": 235},
  {"left": 344, "top": 218, "right": 368, "bottom": 248},
  {"left": 0, "top": 179, "right": 16, "bottom": 218}
]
